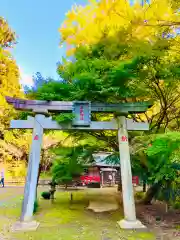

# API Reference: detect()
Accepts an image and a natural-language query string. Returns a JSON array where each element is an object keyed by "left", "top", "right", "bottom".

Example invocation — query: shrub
[
  {"left": 135, "top": 191, "right": 145, "bottom": 200},
  {"left": 33, "top": 199, "right": 39, "bottom": 213},
  {"left": 173, "top": 201, "right": 180, "bottom": 209},
  {"left": 51, "top": 150, "right": 83, "bottom": 189},
  {"left": 155, "top": 190, "right": 165, "bottom": 201},
  {"left": 41, "top": 191, "right": 51, "bottom": 200},
  {"left": 173, "top": 197, "right": 180, "bottom": 209}
]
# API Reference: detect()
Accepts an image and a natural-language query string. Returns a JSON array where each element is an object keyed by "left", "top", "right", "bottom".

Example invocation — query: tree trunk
[
  {"left": 36, "top": 163, "right": 42, "bottom": 198},
  {"left": 117, "top": 177, "right": 122, "bottom": 191},
  {"left": 140, "top": 182, "right": 161, "bottom": 205},
  {"left": 143, "top": 180, "right": 146, "bottom": 192},
  {"left": 35, "top": 149, "right": 44, "bottom": 198},
  {"left": 70, "top": 192, "right": 73, "bottom": 202}
]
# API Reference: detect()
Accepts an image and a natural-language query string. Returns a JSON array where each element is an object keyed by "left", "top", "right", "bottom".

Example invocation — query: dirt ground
[
  {"left": 136, "top": 203, "right": 180, "bottom": 239},
  {"left": 86, "top": 187, "right": 180, "bottom": 239}
]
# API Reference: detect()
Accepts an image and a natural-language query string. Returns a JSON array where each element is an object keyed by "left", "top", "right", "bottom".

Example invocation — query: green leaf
[{"left": 53, "top": 113, "right": 75, "bottom": 124}]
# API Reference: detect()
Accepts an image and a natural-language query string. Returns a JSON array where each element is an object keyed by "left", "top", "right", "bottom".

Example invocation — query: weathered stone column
[
  {"left": 117, "top": 116, "right": 145, "bottom": 229},
  {"left": 13, "top": 114, "right": 44, "bottom": 231}
]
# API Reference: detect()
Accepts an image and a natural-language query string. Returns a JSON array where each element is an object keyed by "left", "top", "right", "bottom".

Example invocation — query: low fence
[{"left": 4, "top": 179, "right": 51, "bottom": 186}]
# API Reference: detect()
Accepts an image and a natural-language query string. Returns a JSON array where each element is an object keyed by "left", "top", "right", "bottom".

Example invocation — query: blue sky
[{"left": 0, "top": 0, "right": 87, "bottom": 85}]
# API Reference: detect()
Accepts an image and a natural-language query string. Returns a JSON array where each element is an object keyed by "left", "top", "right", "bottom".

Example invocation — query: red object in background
[
  {"left": 80, "top": 175, "right": 100, "bottom": 185},
  {"left": 132, "top": 176, "right": 139, "bottom": 185},
  {"left": 80, "top": 175, "right": 139, "bottom": 185}
]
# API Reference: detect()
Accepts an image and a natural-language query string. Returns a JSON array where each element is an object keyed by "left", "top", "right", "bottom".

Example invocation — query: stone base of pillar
[
  {"left": 118, "top": 219, "right": 146, "bottom": 229},
  {"left": 11, "top": 221, "right": 40, "bottom": 232}
]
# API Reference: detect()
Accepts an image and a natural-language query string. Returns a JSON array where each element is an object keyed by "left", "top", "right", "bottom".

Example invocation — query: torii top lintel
[{"left": 5, "top": 96, "right": 152, "bottom": 114}]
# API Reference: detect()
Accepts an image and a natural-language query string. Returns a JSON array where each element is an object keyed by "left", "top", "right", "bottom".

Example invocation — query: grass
[
  {"left": 0, "top": 188, "right": 156, "bottom": 240},
  {"left": 39, "top": 172, "right": 52, "bottom": 179}
]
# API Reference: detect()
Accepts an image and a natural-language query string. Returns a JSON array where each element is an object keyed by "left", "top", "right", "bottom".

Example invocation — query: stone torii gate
[{"left": 6, "top": 96, "right": 152, "bottom": 231}]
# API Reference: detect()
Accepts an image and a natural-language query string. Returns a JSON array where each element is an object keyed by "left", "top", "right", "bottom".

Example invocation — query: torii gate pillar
[
  {"left": 12, "top": 114, "right": 44, "bottom": 231},
  {"left": 117, "top": 116, "right": 145, "bottom": 229}
]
